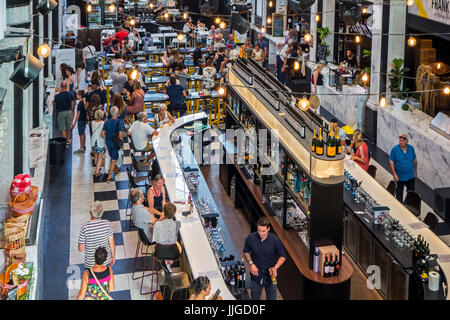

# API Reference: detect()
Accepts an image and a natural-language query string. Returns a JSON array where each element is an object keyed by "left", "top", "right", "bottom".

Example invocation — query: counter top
[
  {"left": 152, "top": 112, "right": 235, "bottom": 300},
  {"left": 344, "top": 158, "right": 450, "bottom": 300}
]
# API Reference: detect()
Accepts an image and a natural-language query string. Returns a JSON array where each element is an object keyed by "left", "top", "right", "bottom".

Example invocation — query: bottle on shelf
[
  {"left": 329, "top": 255, "right": 335, "bottom": 276},
  {"left": 335, "top": 128, "right": 342, "bottom": 154},
  {"left": 311, "top": 129, "right": 317, "bottom": 153},
  {"left": 315, "top": 128, "right": 324, "bottom": 155},
  {"left": 335, "top": 256, "right": 340, "bottom": 276},
  {"left": 326, "top": 129, "right": 336, "bottom": 157},
  {"left": 323, "top": 255, "right": 329, "bottom": 278}
]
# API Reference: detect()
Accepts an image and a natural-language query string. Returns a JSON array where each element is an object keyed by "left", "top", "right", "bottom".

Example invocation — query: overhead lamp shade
[
  {"left": 342, "top": 5, "right": 362, "bottom": 26},
  {"left": 231, "top": 11, "right": 250, "bottom": 34},
  {"left": 36, "top": 0, "right": 57, "bottom": 16},
  {"left": 9, "top": 54, "right": 44, "bottom": 90},
  {"left": 200, "top": 0, "right": 214, "bottom": 17},
  {"left": 298, "top": 0, "right": 316, "bottom": 10}
]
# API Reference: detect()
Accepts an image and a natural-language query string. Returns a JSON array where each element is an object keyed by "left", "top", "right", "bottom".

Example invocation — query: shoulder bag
[
  {"left": 90, "top": 268, "right": 114, "bottom": 300},
  {"left": 87, "top": 46, "right": 99, "bottom": 70},
  {"left": 112, "top": 119, "right": 123, "bottom": 149}
]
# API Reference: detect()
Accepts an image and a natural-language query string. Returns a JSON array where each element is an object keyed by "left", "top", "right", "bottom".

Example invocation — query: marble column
[
  {"left": 369, "top": 0, "right": 384, "bottom": 105},
  {"left": 48, "top": 11, "right": 53, "bottom": 78},
  {"left": 309, "top": 0, "right": 318, "bottom": 62},
  {"left": 322, "top": 0, "right": 335, "bottom": 63},
  {"left": 39, "top": 13, "right": 44, "bottom": 126}
]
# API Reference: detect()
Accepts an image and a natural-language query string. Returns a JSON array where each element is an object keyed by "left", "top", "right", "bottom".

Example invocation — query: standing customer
[
  {"left": 110, "top": 66, "right": 128, "bottom": 98},
  {"left": 78, "top": 201, "right": 116, "bottom": 269},
  {"left": 75, "top": 41, "right": 86, "bottom": 90},
  {"left": 101, "top": 106, "right": 124, "bottom": 182},
  {"left": 243, "top": 217, "right": 286, "bottom": 300},
  {"left": 275, "top": 42, "right": 285, "bottom": 84},
  {"left": 77, "top": 247, "right": 115, "bottom": 300},
  {"left": 389, "top": 133, "right": 417, "bottom": 202},
  {"left": 165, "top": 76, "right": 187, "bottom": 116},
  {"left": 83, "top": 39, "right": 97, "bottom": 82},
  {"left": 91, "top": 110, "right": 106, "bottom": 177},
  {"left": 254, "top": 33, "right": 268, "bottom": 68},
  {"left": 72, "top": 90, "right": 88, "bottom": 153},
  {"left": 54, "top": 80, "right": 75, "bottom": 146}
]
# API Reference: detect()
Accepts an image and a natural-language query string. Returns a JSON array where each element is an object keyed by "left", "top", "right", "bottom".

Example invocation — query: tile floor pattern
[{"left": 67, "top": 120, "right": 224, "bottom": 300}]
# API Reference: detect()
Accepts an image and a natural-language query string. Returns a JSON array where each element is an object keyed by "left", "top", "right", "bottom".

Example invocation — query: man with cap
[
  {"left": 389, "top": 133, "right": 418, "bottom": 202},
  {"left": 128, "top": 111, "right": 159, "bottom": 164}
]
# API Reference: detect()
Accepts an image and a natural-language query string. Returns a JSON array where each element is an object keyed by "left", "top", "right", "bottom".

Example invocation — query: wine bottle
[
  {"left": 335, "top": 129, "right": 342, "bottom": 154},
  {"left": 335, "top": 258, "right": 340, "bottom": 277},
  {"left": 326, "top": 129, "right": 336, "bottom": 157},
  {"left": 230, "top": 266, "right": 236, "bottom": 287},
  {"left": 329, "top": 255, "right": 335, "bottom": 276},
  {"left": 316, "top": 128, "right": 324, "bottom": 155},
  {"left": 323, "top": 256, "right": 329, "bottom": 277},
  {"left": 311, "top": 129, "right": 317, "bottom": 153}
]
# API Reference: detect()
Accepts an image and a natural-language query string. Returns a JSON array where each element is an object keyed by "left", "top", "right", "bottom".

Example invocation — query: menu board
[
  {"left": 316, "top": 44, "right": 327, "bottom": 62},
  {"left": 272, "top": 13, "right": 284, "bottom": 37}
]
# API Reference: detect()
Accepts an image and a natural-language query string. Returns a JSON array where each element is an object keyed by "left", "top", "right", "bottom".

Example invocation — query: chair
[
  {"left": 130, "top": 153, "right": 152, "bottom": 176},
  {"left": 161, "top": 263, "right": 191, "bottom": 300},
  {"left": 404, "top": 190, "right": 422, "bottom": 217},
  {"left": 386, "top": 180, "right": 397, "bottom": 196},
  {"left": 367, "top": 165, "right": 377, "bottom": 179},
  {"left": 203, "top": 103, "right": 216, "bottom": 127},
  {"left": 133, "top": 228, "right": 157, "bottom": 295},
  {"left": 423, "top": 212, "right": 439, "bottom": 232},
  {"left": 126, "top": 167, "right": 149, "bottom": 229}
]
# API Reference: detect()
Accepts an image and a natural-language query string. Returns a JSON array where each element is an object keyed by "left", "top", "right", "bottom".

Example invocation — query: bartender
[{"left": 344, "top": 49, "right": 357, "bottom": 68}]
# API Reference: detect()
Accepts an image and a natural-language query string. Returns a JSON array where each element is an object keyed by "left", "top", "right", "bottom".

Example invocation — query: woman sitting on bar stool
[
  {"left": 163, "top": 47, "right": 173, "bottom": 70},
  {"left": 189, "top": 276, "right": 223, "bottom": 300},
  {"left": 350, "top": 131, "right": 370, "bottom": 172},
  {"left": 126, "top": 81, "right": 145, "bottom": 125},
  {"left": 147, "top": 174, "right": 167, "bottom": 218},
  {"left": 155, "top": 104, "right": 175, "bottom": 128},
  {"left": 153, "top": 202, "right": 181, "bottom": 272}
]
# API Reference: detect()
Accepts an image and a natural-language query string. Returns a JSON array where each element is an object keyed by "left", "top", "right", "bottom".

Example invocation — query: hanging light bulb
[
  {"left": 407, "top": 0, "right": 415, "bottom": 6},
  {"left": 215, "top": 17, "right": 221, "bottom": 24},
  {"left": 108, "top": 4, "right": 116, "bottom": 13},
  {"left": 407, "top": 35, "right": 417, "bottom": 47},
  {"left": 444, "top": 86, "right": 450, "bottom": 95},
  {"left": 37, "top": 43, "right": 51, "bottom": 58},
  {"left": 361, "top": 73, "right": 369, "bottom": 84},
  {"left": 130, "top": 68, "right": 138, "bottom": 80},
  {"left": 304, "top": 33, "right": 312, "bottom": 42},
  {"left": 182, "top": 12, "right": 188, "bottom": 20},
  {"left": 164, "top": 12, "right": 169, "bottom": 19},
  {"left": 219, "top": 21, "right": 226, "bottom": 29},
  {"left": 298, "top": 97, "right": 310, "bottom": 111},
  {"left": 379, "top": 96, "right": 387, "bottom": 108},
  {"left": 315, "top": 14, "right": 320, "bottom": 22},
  {"left": 267, "top": 17, "right": 272, "bottom": 24},
  {"left": 261, "top": 26, "right": 266, "bottom": 34},
  {"left": 362, "top": 7, "right": 367, "bottom": 14},
  {"left": 294, "top": 61, "right": 300, "bottom": 71},
  {"left": 177, "top": 33, "right": 185, "bottom": 42},
  {"left": 148, "top": 2, "right": 154, "bottom": 9},
  {"left": 87, "top": 3, "right": 92, "bottom": 13},
  {"left": 130, "top": 18, "right": 136, "bottom": 26},
  {"left": 355, "top": 35, "right": 361, "bottom": 44},
  {"left": 437, "top": 63, "right": 442, "bottom": 70},
  {"left": 218, "top": 87, "right": 225, "bottom": 95},
  {"left": 268, "top": 1, "right": 274, "bottom": 8}
]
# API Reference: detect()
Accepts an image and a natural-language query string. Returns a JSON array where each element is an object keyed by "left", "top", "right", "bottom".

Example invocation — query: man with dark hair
[
  {"left": 54, "top": 80, "right": 75, "bottom": 145},
  {"left": 165, "top": 75, "right": 187, "bottom": 116},
  {"left": 131, "top": 188, "right": 158, "bottom": 241},
  {"left": 330, "top": 118, "right": 348, "bottom": 147},
  {"left": 243, "top": 217, "right": 287, "bottom": 300},
  {"left": 88, "top": 79, "right": 107, "bottom": 106},
  {"left": 193, "top": 42, "right": 204, "bottom": 67}
]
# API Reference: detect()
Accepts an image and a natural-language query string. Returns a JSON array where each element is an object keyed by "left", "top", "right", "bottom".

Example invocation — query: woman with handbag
[
  {"left": 77, "top": 247, "right": 115, "bottom": 300},
  {"left": 83, "top": 39, "right": 97, "bottom": 83},
  {"left": 101, "top": 106, "right": 124, "bottom": 182}
]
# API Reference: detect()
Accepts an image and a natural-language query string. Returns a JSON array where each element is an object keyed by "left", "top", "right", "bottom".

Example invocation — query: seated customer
[
  {"left": 130, "top": 188, "right": 159, "bottom": 242},
  {"left": 155, "top": 104, "right": 175, "bottom": 128},
  {"left": 189, "top": 276, "right": 223, "bottom": 300},
  {"left": 350, "top": 131, "right": 370, "bottom": 171},
  {"left": 153, "top": 202, "right": 181, "bottom": 270},
  {"left": 193, "top": 42, "right": 204, "bottom": 67},
  {"left": 147, "top": 174, "right": 166, "bottom": 218},
  {"left": 128, "top": 112, "right": 158, "bottom": 163},
  {"left": 165, "top": 75, "right": 187, "bottom": 116},
  {"left": 126, "top": 81, "right": 145, "bottom": 125},
  {"left": 110, "top": 66, "right": 128, "bottom": 98}
]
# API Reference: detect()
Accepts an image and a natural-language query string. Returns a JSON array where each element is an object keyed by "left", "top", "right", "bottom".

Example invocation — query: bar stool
[
  {"left": 423, "top": 212, "right": 438, "bottom": 232},
  {"left": 404, "top": 190, "right": 422, "bottom": 217},
  {"left": 161, "top": 264, "right": 191, "bottom": 300},
  {"left": 203, "top": 103, "right": 216, "bottom": 127},
  {"left": 367, "top": 165, "right": 377, "bottom": 179},
  {"left": 133, "top": 228, "right": 156, "bottom": 295},
  {"left": 386, "top": 180, "right": 397, "bottom": 196}
]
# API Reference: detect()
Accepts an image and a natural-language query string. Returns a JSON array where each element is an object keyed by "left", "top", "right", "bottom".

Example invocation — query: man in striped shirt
[{"left": 78, "top": 201, "right": 116, "bottom": 269}]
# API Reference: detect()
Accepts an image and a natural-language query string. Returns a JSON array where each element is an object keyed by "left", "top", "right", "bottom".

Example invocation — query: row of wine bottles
[
  {"left": 311, "top": 128, "right": 342, "bottom": 157},
  {"left": 313, "top": 247, "right": 341, "bottom": 277},
  {"left": 222, "top": 261, "right": 246, "bottom": 289},
  {"left": 413, "top": 234, "right": 430, "bottom": 262}
]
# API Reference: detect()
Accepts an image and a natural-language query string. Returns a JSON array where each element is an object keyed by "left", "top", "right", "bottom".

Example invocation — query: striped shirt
[{"left": 78, "top": 219, "right": 113, "bottom": 269}]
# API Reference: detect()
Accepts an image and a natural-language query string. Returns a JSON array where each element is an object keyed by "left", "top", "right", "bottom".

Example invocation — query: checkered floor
[{"left": 67, "top": 120, "right": 223, "bottom": 300}]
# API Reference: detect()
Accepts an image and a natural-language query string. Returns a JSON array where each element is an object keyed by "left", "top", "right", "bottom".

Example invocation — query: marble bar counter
[
  {"left": 306, "top": 61, "right": 368, "bottom": 131},
  {"left": 345, "top": 158, "right": 450, "bottom": 300},
  {"left": 152, "top": 112, "right": 235, "bottom": 300},
  {"left": 377, "top": 106, "right": 450, "bottom": 190}
]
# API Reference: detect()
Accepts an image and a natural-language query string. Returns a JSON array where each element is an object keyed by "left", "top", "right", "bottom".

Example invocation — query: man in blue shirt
[
  {"left": 243, "top": 217, "right": 286, "bottom": 300},
  {"left": 54, "top": 80, "right": 75, "bottom": 146},
  {"left": 165, "top": 76, "right": 187, "bottom": 117},
  {"left": 254, "top": 33, "right": 268, "bottom": 68},
  {"left": 389, "top": 133, "right": 418, "bottom": 202}
]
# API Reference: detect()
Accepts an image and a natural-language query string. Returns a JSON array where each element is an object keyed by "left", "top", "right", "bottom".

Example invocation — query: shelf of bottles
[
  {"left": 313, "top": 248, "right": 341, "bottom": 278},
  {"left": 88, "top": 0, "right": 102, "bottom": 25}
]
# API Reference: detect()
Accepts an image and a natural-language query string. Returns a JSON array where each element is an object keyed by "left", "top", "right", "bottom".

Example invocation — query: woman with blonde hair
[
  {"left": 155, "top": 104, "right": 175, "bottom": 128},
  {"left": 147, "top": 174, "right": 167, "bottom": 218},
  {"left": 311, "top": 63, "right": 325, "bottom": 94},
  {"left": 350, "top": 130, "right": 370, "bottom": 171},
  {"left": 112, "top": 93, "right": 126, "bottom": 121},
  {"left": 91, "top": 109, "right": 106, "bottom": 176}
]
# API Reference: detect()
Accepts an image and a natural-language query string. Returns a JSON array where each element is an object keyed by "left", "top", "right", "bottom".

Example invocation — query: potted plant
[
  {"left": 317, "top": 27, "right": 330, "bottom": 61},
  {"left": 388, "top": 58, "right": 410, "bottom": 109}
]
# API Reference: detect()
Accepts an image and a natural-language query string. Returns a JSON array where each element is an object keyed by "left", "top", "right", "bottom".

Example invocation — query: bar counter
[{"left": 152, "top": 112, "right": 236, "bottom": 300}]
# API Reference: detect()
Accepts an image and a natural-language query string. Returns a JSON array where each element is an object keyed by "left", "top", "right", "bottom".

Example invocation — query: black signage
[
  {"left": 316, "top": 44, "right": 327, "bottom": 62},
  {"left": 272, "top": 14, "right": 284, "bottom": 37}
]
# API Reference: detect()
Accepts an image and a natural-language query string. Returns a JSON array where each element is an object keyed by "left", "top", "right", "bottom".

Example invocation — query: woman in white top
[
  {"left": 91, "top": 109, "right": 106, "bottom": 177},
  {"left": 183, "top": 17, "right": 195, "bottom": 44},
  {"left": 162, "top": 47, "right": 173, "bottom": 69},
  {"left": 252, "top": 43, "right": 264, "bottom": 65},
  {"left": 110, "top": 53, "right": 126, "bottom": 74},
  {"left": 155, "top": 104, "right": 175, "bottom": 128},
  {"left": 83, "top": 39, "right": 97, "bottom": 82},
  {"left": 202, "top": 58, "right": 217, "bottom": 91}
]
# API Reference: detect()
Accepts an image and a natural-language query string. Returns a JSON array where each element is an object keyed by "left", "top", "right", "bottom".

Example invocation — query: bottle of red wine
[
  {"left": 329, "top": 255, "right": 335, "bottom": 277},
  {"left": 335, "top": 258, "right": 340, "bottom": 277},
  {"left": 323, "top": 256, "right": 329, "bottom": 278}
]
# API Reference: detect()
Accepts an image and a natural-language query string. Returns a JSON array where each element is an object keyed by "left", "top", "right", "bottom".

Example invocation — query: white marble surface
[
  {"left": 307, "top": 61, "right": 367, "bottom": 130},
  {"left": 377, "top": 106, "right": 450, "bottom": 189},
  {"left": 345, "top": 158, "right": 450, "bottom": 300},
  {"left": 152, "top": 112, "right": 235, "bottom": 300}
]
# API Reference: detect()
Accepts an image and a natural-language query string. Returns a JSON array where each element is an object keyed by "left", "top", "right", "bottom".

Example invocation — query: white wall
[{"left": 0, "top": 0, "right": 6, "bottom": 41}]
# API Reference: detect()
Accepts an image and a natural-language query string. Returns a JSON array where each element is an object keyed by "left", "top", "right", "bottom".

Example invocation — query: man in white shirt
[{"left": 128, "top": 112, "right": 159, "bottom": 163}]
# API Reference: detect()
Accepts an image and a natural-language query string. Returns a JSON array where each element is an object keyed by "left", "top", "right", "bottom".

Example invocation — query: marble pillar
[
  {"left": 369, "top": 0, "right": 384, "bottom": 105},
  {"left": 309, "top": 1, "right": 318, "bottom": 62},
  {"left": 377, "top": 106, "right": 450, "bottom": 190},
  {"left": 322, "top": 0, "right": 335, "bottom": 63}
]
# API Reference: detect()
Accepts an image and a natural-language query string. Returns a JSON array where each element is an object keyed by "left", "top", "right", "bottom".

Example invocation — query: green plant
[
  {"left": 362, "top": 66, "right": 370, "bottom": 75},
  {"left": 363, "top": 50, "right": 371, "bottom": 59},
  {"left": 317, "top": 27, "right": 330, "bottom": 44},
  {"left": 402, "top": 103, "right": 409, "bottom": 110},
  {"left": 389, "top": 58, "right": 410, "bottom": 99},
  {"left": 326, "top": 49, "right": 331, "bottom": 58}
]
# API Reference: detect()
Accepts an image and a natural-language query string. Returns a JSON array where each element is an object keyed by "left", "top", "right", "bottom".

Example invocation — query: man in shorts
[
  {"left": 128, "top": 112, "right": 159, "bottom": 164},
  {"left": 54, "top": 80, "right": 75, "bottom": 146}
]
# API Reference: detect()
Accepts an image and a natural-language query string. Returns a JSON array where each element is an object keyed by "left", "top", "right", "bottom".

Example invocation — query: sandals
[{"left": 114, "top": 168, "right": 121, "bottom": 175}]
